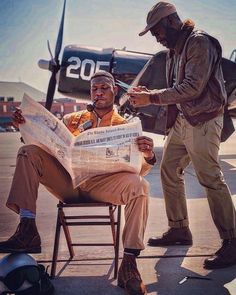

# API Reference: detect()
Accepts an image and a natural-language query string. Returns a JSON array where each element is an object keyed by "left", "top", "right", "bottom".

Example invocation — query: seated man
[{"left": 0, "top": 71, "right": 156, "bottom": 295}]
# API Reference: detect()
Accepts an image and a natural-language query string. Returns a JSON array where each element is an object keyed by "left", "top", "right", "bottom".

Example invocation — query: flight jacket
[
  {"left": 63, "top": 109, "right": 126, "bottom": 136},
  {"left": 149, "top": 21, "right": 227, "bottom": 128}
]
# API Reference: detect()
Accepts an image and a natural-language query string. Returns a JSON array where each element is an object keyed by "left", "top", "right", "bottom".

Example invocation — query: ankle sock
[
  {"left": 124, "top": 248, "right": 141, "bottom": 257},
  {"left": 20, "top": 208, "right": 36, "bottom": 219}
]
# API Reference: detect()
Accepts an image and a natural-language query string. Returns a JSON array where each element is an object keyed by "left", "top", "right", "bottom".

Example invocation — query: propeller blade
[
  {"left": 47, "top": 40, "right": 54, "bottom": 61},
  {"left": 45, "top": 71, "right": 57, "bottom": 110},
  {"left": 54, "top": 0, "right": 66, "bottom": 60},
  {"left": 45, "top": 0, "right": 66, "bottom": 111}
]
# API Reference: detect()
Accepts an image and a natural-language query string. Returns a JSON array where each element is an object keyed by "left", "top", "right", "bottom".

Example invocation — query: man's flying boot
[{"left": 0, "top": 218, "right": 41, "bottom": 253}]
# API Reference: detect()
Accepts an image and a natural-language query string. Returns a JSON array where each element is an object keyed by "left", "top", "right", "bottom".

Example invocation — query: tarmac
[{"left": 0, "top": 130, "right": 236, "bottom": 295}]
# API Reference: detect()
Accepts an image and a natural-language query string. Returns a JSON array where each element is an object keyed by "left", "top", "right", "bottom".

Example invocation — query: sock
[
  {"left": 124, "top": 248, "right": 141, "bottom": 257},
  {"left": 20, "top": 208, "right": 36, "bottom": 219},
  {"left": 124, "top": 252, "right": 135, "bottom": 256}
]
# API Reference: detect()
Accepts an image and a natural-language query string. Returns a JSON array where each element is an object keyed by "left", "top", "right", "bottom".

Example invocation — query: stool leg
[
  {"left": 114, "top": 205, "right": 121, "bottom": 279},
  {"left": 51, "top": 208, "right": 62, "bottom": 278},
  {"left": 109, "top": 205, "right": 116, "bottom": 244},
  {"left": 60, "top": 208, "right": 75, "bottom": 258}
]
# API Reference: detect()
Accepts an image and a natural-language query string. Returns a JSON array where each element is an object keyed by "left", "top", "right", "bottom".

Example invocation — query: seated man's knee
[
  {"left": 18, "top": 144, "right": 42, "bottom": 155},
  {"left": 125, "top": 174, "right": 149, "bottom": 198},
  {"left": 17, "top": 145, "right": 45, "bottom": 163}
]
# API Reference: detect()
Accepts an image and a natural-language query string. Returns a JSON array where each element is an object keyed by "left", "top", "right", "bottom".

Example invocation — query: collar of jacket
[
  {"left": 170, "top": 20, "right": 195, "bottom": 57},
  {"left": 85, "top": 108, "right": 117, "bottom": 127}
]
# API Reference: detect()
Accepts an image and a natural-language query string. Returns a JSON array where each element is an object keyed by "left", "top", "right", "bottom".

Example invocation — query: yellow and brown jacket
[{"left": 63, "top": 109, "right": 126, "bottom": 136}]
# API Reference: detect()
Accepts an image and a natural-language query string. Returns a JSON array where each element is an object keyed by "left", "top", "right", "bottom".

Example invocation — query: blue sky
[{"left": 0, "top": 0, "right": 235, "bottom": 96}]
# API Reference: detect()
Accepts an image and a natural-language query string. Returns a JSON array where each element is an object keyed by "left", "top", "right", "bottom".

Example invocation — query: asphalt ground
[{"left": 0, "top": 129, "right": 236, "bottom": 295}]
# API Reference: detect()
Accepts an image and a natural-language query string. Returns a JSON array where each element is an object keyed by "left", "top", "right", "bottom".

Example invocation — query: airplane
[{"left": 38, "top": 0, "right": 236, "bottom": 141}]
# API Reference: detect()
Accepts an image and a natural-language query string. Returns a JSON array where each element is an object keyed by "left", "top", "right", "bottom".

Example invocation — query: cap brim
[
  {"left": 139, "top": 29, "right": 148, "bottom": 36},
  {"left": 139, "top": 26, "right": 151, "bottom": 36},
  {"left": 139, "top": 22, "right": 157, "bottom": 36}
]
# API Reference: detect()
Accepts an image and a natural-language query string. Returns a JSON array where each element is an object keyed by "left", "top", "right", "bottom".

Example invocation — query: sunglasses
[{"left": 0, "top": 265, "right": 40, "bottom": 292}]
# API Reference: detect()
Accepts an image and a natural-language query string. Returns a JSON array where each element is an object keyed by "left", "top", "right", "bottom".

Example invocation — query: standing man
[
  {"left": 0, "top": 71, "right": 156, "bottom": 295},
  {"left": 129, "top": 2, "right": 236, "bottom": 269}
]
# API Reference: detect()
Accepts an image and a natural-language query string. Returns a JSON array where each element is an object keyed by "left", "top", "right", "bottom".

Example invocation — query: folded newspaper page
[{"left": 19, "top": 94, "right": 143, "bottom": 187}]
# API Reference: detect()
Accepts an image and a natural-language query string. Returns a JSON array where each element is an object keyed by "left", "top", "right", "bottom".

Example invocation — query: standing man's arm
[{"left": 129, "top": 36, "right": 218, "bottom": 107}]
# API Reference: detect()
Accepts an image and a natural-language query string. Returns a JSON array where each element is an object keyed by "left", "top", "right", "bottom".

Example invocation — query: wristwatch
[{"left": 144, "top": 153, "right": 157, "bottom": 165}]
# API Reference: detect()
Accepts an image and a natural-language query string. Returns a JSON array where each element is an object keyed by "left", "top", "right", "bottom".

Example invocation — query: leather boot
[
  {"left": 118, "top": 254, "right": 147, "bottom": 295},
  {"left": 0, "top": 218, "right": 41, "bottom": 253},
  {"left": 204, "top": 238, "right": 236, "bottom": 269},
  {"left": 148, "top": 227, "right": 193, "bottom": 246}
]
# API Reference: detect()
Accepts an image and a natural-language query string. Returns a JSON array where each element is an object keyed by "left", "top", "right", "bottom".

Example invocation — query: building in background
[{"left": 0, "top": 81, "right": 88, "bottom": 128}]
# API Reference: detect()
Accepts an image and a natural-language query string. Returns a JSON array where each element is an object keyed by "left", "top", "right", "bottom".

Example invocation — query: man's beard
[{"left": 164, "top": 27, "right": 180, "bottom": 49}]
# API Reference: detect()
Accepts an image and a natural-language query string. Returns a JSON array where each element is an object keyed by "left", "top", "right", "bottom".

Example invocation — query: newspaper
[{"left": 19, "top": 94, "right": 143, "bottom": 187}]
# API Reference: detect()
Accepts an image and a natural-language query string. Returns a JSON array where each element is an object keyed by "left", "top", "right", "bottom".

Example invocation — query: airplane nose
[{"left": 38, "top": 59, "right": 50, "bottom": 70}]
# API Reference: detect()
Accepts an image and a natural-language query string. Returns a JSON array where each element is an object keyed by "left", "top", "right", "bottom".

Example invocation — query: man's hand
[
  {"left": 136, "top": 136, "right": 154, "bottom": 159},
  {"left": 12, "top": 108, "right": 25, "bottom": 128},
  {"left": 128, "top": 86, "right": 151, "bottom": 107}
]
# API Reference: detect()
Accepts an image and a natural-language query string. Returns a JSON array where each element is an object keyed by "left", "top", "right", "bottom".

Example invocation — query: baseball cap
[{"left": 139, "top": 1, "right": 176, "bottom": 36}]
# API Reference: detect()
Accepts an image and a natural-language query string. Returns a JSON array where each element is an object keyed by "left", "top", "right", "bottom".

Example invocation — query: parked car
[
  {"left": 5, "top": 126, "right": 17, "bottom": 132},
  {"left": 0, "top": 126, "right": 6, "bottom": 132}
]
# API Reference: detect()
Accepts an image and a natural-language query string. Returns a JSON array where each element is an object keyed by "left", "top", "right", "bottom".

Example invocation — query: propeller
[{"left": 38, "top": 0, "right": 66, "bottom": 111}]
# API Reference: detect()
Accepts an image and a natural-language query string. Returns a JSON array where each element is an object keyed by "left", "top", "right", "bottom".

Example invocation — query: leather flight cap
[{"left": 139, "top": 1, "right": 176, "bottom": 36}]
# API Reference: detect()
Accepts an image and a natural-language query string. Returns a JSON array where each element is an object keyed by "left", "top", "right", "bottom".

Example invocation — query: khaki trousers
[
  {"left": 161, "top": 114, "right": 236, "bottom": 239},
  {"left": 7, "top": 145, "right": 149, "bottom": 250}
]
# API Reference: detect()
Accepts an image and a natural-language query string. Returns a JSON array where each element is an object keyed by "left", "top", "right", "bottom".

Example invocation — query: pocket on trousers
[{"left": 204, "top": 117, "right": 223, "bottom": 141}]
